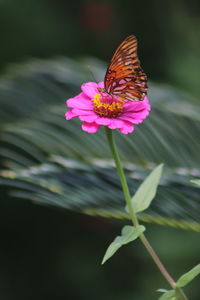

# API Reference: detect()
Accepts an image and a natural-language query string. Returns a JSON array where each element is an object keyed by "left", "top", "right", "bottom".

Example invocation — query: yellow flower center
[{"left": 91, "top": 94, "right": 125, "bottom": 118}]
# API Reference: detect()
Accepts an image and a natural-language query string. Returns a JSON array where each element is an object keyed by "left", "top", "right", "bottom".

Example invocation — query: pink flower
[{"left": 65, "top": 82, "right": 151, "bottom": 134}]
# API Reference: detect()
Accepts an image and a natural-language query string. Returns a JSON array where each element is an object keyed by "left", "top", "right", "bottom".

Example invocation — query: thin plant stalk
[{"left": 105, "top": 127, "right": 188, "bottom": 300}]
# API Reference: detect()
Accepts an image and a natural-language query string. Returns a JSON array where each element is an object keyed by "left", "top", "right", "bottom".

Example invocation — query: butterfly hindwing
[{"left": 104, "top": 35, "right": 148, "bottom": 101}]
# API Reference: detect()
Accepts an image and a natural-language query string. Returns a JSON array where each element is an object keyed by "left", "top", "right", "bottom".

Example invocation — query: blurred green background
[{"left": 0, "top": 0, "right": 200, "bottom": 299}]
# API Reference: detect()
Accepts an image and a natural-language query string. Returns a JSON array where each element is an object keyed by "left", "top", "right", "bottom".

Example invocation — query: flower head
[{"left": 65, "top": 82, "right": 150, "bottom": 134}]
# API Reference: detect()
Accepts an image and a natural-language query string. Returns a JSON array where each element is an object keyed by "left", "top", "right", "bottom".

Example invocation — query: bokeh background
[{"left": 0, "top": 0, "right": 200, "bottom": 299}]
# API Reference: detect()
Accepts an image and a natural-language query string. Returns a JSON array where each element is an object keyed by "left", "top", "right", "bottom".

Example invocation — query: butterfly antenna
[{"left": 84, "top": 63, "right": 98, "bottom": 82}]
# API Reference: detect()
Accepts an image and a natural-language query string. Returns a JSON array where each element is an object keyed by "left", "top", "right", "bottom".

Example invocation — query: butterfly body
[{"left": 100, "top": 35, "right": 148, "bottom": 101}]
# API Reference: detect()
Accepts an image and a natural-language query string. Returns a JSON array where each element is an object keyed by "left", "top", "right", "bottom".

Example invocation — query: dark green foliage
[{"left": 0, "top": 58, "right": 200, "bottom": 231}]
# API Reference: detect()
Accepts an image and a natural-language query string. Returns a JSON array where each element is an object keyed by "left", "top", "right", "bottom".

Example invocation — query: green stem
[
  {"left": 105, "top": 128, "right": 138, "bottom": 227},
  {"left": 105, "top": 128, "right": 188, "bottom": 300}
]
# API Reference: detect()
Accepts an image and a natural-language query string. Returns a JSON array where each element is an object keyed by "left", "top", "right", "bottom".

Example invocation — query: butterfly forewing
[{"left": 104, "top": 35, "right": 148, "bottom": 101}]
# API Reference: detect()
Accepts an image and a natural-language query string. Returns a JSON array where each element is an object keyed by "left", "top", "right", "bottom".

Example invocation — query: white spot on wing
[
  {"left": 119, "top": 79, "right": 126, "bottom": 84},
  {"left": 114, "top": 86, "right": 125, "bottom": 91}
]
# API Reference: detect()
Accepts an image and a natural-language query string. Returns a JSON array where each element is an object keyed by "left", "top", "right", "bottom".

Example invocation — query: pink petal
[
  {"left": 79, "top": 114, "right": 98, "bottom": 122},
  {"left": 97, "top": 81, "right": 104, "bottom": 89},
  {"left": 82, "top": 122, "right": 100, "bottom": 133},
  {"left": 143, "top": 96, "right": 150, "bottom": 103},
  {"left": 81, "top": 82, "right": 98, "bottom": 98},
  {"left": 65, "top": 109, "right": 77, "bottom": 120},
  {"left": 72, "top": 108, "right": 95, "bottom": 116},
  {"left": 120, "top": 110, "right": 150, "bottom": 124},
  {"left": 118, "top": 121, "right": 134, "bottom": 134},
  {"left": 95, "top": 117, "right": 111, "bottom": 125},
  {"left": 108, "top": 119, "right": 124, "bottom": 129},
  {"left": 124, "top": 97, "right": 150, "bottom": 112},
  {"left": 67, "top": 94, "right": 92, "bottom": 109},
  {"left": 119, "top": 115, "right": 141, "bottom": 124}
]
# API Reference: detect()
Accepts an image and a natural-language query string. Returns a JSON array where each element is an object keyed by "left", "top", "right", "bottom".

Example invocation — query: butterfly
[{"left": 99, "top": 35, "right": 148, "bottom": 101}]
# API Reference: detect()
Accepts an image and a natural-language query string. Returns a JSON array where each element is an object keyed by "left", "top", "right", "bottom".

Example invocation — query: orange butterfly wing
[{"left": 104, "top": 35, "right": 148, "bottom": 101}]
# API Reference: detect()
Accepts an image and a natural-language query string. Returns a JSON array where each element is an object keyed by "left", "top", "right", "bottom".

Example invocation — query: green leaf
[
  {"left": 176, "top": 264, "right": 200, "bottom": 287},
  {"left": 131, "top": 164, "right": 164, "bottom": 213},
  {"left": 157, "top": 289, "right": 169, "bottom": 293},
  {"left": 158, "top": 289, "right": 175, "bottom": 300},
  {"left": 191, "top": 179, "right": 200, "bottom": 186},
  {"left": 102, "top": 225, "right": 145, "bottom": 264},
  {"left": 1, "top": 158, "right": 200, "bottom": 232}
]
